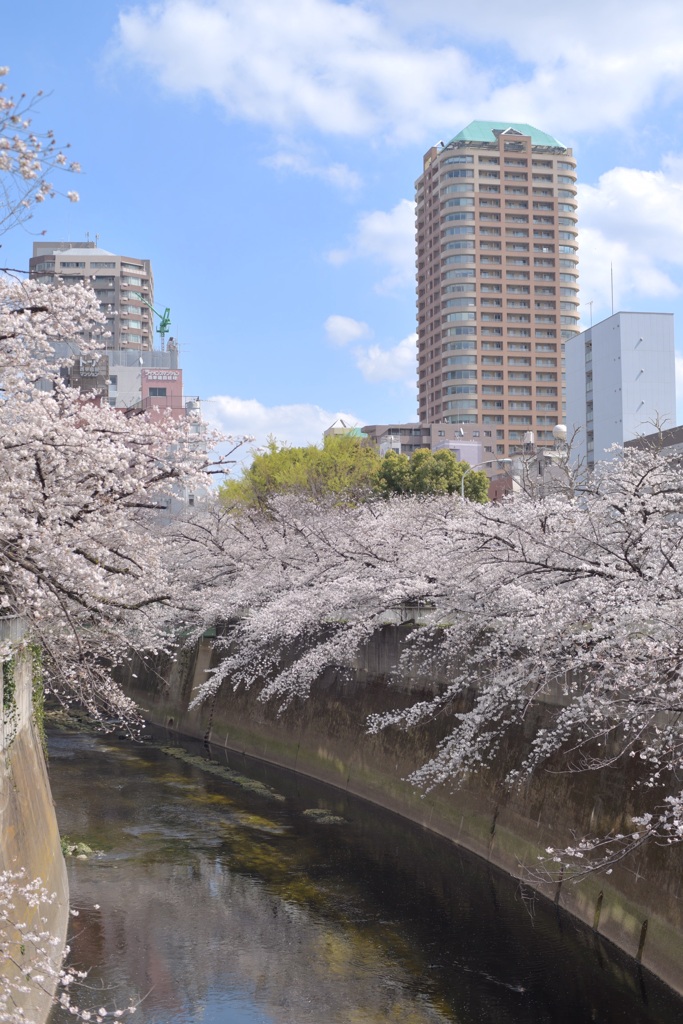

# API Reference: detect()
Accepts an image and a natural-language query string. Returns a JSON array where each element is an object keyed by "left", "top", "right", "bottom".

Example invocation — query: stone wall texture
[{"left": 1, "top": 643, "right": 69, "bottom": 1023}]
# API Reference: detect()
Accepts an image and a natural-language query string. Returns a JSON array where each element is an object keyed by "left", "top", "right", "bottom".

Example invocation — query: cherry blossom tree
[
  {"left": 0, "top": 70, "right": 242, "bottom": 722},
  {"left": 0, "top": 66, "right": 248, "bottom": 1023},
  {"left": 0, "top": 869, "right": 136, "bottom": 1023},
  {"left": 176, "top": 446, "right": 683, "bottom": 870},
  {"left": 0, "top": 67, "right": 81, "bottom": 245},
  {"left": 0, "top": 274, "right": 242, "bottom": 723},
  {"left": 0, "top": 66, "right": 80, "bottom": 245}
]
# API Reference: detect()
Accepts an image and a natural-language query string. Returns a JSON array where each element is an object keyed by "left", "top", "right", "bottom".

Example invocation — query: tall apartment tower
[
  {"left": 29, "top": 241, "right": 155, "bottom": 350},
  {"left": 415, "top": 121, "right": 579, "bottom": 453}
]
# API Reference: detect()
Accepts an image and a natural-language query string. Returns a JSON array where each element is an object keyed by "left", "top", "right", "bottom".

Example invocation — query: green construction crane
[{"left": 135, "top": 292, "right": 171, "bottom": 348}]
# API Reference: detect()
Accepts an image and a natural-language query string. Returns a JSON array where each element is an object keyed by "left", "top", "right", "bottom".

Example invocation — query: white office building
[{"left": 565, "top": 311, "right": 675, "bottom": 469}]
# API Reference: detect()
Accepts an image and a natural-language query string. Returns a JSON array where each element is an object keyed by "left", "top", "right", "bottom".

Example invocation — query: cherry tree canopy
[
  {"left": 174, "top": 448, "right": 683, "bottom": 865},
  {"left": 0, "top": 275, "right": 235, "bottom": 722}
]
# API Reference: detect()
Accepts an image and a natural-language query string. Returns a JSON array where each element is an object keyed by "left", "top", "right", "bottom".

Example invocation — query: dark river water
[{"left": 46, "top": 726, "right": 683, "bottom": 1024}]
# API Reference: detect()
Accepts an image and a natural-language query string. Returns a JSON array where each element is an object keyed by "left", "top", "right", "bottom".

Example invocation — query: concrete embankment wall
[
  {"left": 1, "top": 627, "right": 69, "bottom": 1024},
  {"left": 122, "top": 626, "right": 683, "bottom": 997}
]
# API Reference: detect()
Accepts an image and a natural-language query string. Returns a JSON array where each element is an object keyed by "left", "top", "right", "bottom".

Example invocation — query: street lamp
[{"left": 460, "top": 457, "right": 512, "bottom": 501}]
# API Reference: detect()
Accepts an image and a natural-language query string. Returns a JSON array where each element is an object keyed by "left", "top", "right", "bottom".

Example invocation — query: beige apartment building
[
  {"left": 28, "top": 241, "right": 187, "bottom": 415},
  {"left": 361, "top": 421, "right": 482, "bottom": 463},
  {"left": 30, "top": 241, "right": 155, "bottom": 350},
  {"left": 415, "top": 121, "right": 579, "bottom": 453}
]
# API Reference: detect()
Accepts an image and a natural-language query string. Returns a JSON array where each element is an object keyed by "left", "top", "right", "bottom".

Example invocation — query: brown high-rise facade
[{"left": 415, "top": 121, "right": 579, "bottom": 453}]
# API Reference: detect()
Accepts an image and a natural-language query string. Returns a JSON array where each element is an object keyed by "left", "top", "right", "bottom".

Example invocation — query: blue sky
[{"left": 5, "top": 0, "right": 683, "bottom": 451}]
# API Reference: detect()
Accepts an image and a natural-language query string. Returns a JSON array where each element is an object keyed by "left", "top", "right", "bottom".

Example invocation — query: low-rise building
[
  {"left": 625, "top": 423, "right": 683, "bottom": 456},
  {"left": 361, "top": 421, "right": 483, "bottom": 465},
  {"left": 566, "top": 312, "right": 676, "bottom": 470}
]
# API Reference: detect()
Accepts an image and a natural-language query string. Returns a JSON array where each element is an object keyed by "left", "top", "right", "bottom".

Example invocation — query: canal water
[{"left": 46, "top": 727, "right": 683, "bottom": 1024}]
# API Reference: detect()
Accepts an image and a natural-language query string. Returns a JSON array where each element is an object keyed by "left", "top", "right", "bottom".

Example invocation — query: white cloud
[
  {"left": 327, "top": 198, "right": 415, "bottom": 293},
  {"left": 116, "top": 0, "right": 683, "bottom": 144},
  {"left": 204, "top": 394, "right": 363, "bottom": 452},
  {"left": 353, "top": 332, "right": 417, "bottom": 385},
  {"left": 383, "top": 0, "right": 683, "bottom": 137},
  {"left": 323, "top": 315, "right": 415, "bottom": 386},
  {"left": 324, "top": 314, "right": 372, "bottom": 346},
  {"left": 115, "top": 0, "right": 483, "bottom": 143},
  {"left": 578, "top": 158, "right": 683, "bottom": 318},
  {"left": 263, "top": 151, "right": 362, "bottom": 191}
]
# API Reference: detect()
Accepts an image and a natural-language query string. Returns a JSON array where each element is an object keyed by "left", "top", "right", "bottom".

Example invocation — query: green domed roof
[{"left": 448, "top": 121, "right": 565, "bottom": 148}]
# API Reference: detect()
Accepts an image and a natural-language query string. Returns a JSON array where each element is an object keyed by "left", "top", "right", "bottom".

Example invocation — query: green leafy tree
[
  {"left": 220, "top": 434, "right": 382, "bottom": 506},
  {"left": 221, "top": 438, "right": 489, "bottom": 507},
  {"left": 376, "top": 448, "right": 488, "bottom": 502}
]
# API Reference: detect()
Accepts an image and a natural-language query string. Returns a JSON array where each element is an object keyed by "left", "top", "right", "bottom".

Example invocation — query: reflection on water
[{"left": 46, "top": 729, "right": 683, "bottom": 1024}]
